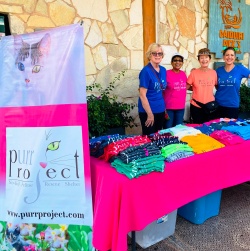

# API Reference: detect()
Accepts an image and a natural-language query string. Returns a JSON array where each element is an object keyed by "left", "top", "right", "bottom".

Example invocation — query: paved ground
[{"left": 128, "top": 183, "right": 250, "bottom": 251}]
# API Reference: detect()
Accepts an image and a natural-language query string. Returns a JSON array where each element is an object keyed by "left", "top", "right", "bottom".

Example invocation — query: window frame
[{"left": 0, "top": 13, "right": 11, "bottom": 36}]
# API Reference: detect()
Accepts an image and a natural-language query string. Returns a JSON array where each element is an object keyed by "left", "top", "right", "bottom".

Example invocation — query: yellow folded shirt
[{"left": 181, "top": 133, "right": 225, "bottom": 154}]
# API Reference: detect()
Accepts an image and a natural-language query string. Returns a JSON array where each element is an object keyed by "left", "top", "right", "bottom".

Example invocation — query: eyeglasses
[
  {"left": 173, "top": 59, "right": 183, "bottom": 62},
  {"left": 151, "top": 52, "right": 163, "bottom": 57}
]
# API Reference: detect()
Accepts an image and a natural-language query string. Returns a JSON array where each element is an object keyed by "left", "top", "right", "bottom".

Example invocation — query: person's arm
[
  {"left": 215, "top": 71, "right": 218, "bottom": 90},
  {"left": 139, "top": 87, "right": 154, "bottom": 127},
  {"left": 186, "top": 70, "right": 194, "bottom": 91},
  {"left": 186, "top": 83, "right": 193, "bottom": 91}
]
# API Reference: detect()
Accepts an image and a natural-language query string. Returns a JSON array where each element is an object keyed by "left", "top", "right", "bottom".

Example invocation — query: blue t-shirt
[
  {"left": 215, "top": 64, "right": 250, "bottom": 108},
  {"left": 138, "top": 63, "right": 167, "bottom": 113}
]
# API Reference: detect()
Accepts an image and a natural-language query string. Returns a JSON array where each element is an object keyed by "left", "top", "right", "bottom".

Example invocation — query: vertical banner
[{"left": 0, "top": 24, "right": 93, "bottom": 250}]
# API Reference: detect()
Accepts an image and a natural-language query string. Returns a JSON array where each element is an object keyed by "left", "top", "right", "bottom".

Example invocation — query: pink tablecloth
[{"left": 90, "top": 140, "right": 250, "bottom": 251}]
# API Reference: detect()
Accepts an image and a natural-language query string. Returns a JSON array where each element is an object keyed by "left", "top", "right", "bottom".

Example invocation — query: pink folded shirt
[{"left": 210, "top": 130, "right": 245, "bottom": 145}]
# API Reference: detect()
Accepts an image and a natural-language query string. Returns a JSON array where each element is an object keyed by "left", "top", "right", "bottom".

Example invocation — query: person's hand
[{"left": 145, "top": 114, "right": 154, "bottom": 127}]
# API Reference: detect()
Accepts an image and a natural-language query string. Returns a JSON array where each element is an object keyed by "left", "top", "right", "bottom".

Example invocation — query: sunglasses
[
  {"left": 173, "top": 59, "right": 183, "bottom": 62},
  {"left": 151, "top": 52, "right": 163, "bottom": 57},
  {"left": 198, "top": 52, "right": 211, "bottom": 55}
]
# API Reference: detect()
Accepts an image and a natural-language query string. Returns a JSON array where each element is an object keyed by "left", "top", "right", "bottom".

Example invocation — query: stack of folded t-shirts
[
  {"left": 235, "top": 119, "right": 250, "bottom": 126},
  {"left": 161, "top": 143, "right": 194, "bottom": 162},
  {"left": 117, "top": 142, "right": 161, "bottom": 164},
  {"left": 148, "top": 132, "right": 172, "bottom": 140},
  {"left": 167, "top": 124, "right": 202, "bottom": 139},
  {"left": 89, "top": 134, "right": 131, "bottom": 158},
  {"left": 210, "top": 130, "right": 245, "bottom": 145},
  {"left": 181, "top": 133, "right": 225, "bottom": 154},
  {"left": 203, "top": 118, "right": 221, "bottom": 125},
  {"left": 111, "top": 141, "right": 169, "bottom": 179},
  {"left": 194, "top": 124, "right": 216, "bottom": 135},
  {"left": 208, "top": 121, "right": 230, "bottom": 130},
  {"left": 99, "top": 135, "right": 151, "bottom": 161},
  {"left": 221, "top": 125, "right": 250, "bottom": 140},
  {"left": 150, "top": 135, "right": 181, "bottom": 149}
]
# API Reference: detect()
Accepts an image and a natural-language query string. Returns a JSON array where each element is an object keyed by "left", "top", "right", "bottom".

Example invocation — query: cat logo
[{"left": 218, "top": 0, "right": 242, "bottom": 29}]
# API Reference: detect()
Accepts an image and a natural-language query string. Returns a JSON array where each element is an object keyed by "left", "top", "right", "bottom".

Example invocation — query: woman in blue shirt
[
  {"left": 138, "top": 43, "right": 167, "bottom": 135},
  {"left": 215, "top": 47, "right": 250, "bottom": 119}
]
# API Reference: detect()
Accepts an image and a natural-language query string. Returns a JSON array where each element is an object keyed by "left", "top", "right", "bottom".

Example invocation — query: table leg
[{"left": 131, "top": 231, "right": 136, "bottom": 251}]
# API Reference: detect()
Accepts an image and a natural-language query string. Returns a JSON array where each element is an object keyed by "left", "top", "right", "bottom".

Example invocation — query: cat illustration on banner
[
  {"left": 15, "top": 33, "right": 51, "bottom": 88},
  {"left": 12, "top": 33, "right": 51, "bottom": 106},
  {"left": 5, "top": 226, "right": 30, "bottom": 251},
  {"left": 23, "top": 129, "right": 80, "bottom": 204}
]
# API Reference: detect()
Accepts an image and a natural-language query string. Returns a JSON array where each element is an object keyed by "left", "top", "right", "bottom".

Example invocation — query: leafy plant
[
  {"left": 239, "top": 84, "right": 250, "bottom": 113},
  {"left": 86, "top": 71, "right": 136, "bottom": 138}
]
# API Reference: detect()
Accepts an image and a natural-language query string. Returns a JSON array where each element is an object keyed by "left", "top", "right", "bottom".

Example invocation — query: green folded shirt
[{"left": 111, "top": 155, "right": 165, "bottom": 179}]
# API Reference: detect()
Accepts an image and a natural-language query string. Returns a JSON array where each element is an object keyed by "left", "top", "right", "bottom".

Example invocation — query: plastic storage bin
[
  {"left": 178, "top": 190, "right": 222, "bottom": 224},
  {"left": 129, "top": 209, "right": 177, "bottom": 248}
]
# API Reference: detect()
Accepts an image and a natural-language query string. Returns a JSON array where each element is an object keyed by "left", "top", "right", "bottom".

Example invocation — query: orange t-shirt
[{"left": 187, "top": 68, "right": 217, "bottom": 107}]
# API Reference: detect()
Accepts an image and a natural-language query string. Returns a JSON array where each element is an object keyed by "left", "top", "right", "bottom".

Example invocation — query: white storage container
[{"left": 129, "top": 209, "right": 177, "bottom": 248}]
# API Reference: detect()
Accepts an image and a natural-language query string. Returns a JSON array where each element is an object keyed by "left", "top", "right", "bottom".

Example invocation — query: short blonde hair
[{"left": 146, "top": 43, "right": 164, "bottom": 60}]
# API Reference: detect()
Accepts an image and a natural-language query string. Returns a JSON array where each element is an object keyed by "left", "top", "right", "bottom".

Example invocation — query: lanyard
[
  {"left": 149, "top": 63, "right": 165, "bottom": 90},
  {"left": 149, "top": 63, "right": 162, "bottom": 83}
]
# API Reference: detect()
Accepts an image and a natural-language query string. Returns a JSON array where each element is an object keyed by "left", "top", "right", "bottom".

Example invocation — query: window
[{"left": 0, "top": 13, "right": 11, "bottom": 37}]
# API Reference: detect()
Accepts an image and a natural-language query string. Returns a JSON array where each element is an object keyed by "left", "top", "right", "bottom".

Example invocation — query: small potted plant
[
  {"left": 86, "top": 71, "right": 136, "bottom": 138},
  {"left": 239, "top": 83, "right": 250, "bottom": 118}
]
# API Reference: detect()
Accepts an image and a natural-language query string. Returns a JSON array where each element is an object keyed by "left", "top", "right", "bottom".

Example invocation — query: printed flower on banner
[
  {"left": 24, "top": 244, "right": 36, "bottom": 251},
  {"left": 36, "top": 230, "right": 50, "bottom": 250},
  {"left": 51, "top": 235, "right": 68, "bottom": 249},
  {"left": 59, "top": 224, "right": 68, "bottom": 236},
  {"left": 35, "top": 226, "right": 70, "bottom": 250},
  {"left": 39, "top": 231, "right": 45, "bottom": 240},
  {"left": 36, "top": 227, "right": 53, "bottom": 242},
  {"left": 0, "top": 222, "right": 93, "bottom": 251},
  {"left": 0, "top": 221, "right": 94, "bottom": 251},
  {"left": 50, "top": 228, "right": 60, "bottom": 239},
  {"left": 20, "top": 223, "right": 36, "bottom": 236}
]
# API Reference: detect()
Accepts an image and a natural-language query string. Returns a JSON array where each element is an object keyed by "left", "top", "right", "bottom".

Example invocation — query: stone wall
[{"left": 0, "top": 0, "right": 249, "bottom": 134}]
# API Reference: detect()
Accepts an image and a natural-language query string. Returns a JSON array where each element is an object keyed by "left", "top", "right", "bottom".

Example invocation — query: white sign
[{"left": 6, "top": 126, "right": 92, "bottom": 226}]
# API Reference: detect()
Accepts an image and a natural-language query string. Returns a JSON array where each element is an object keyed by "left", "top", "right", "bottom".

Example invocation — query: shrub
[{"left": 86, "top": 71, "right": 136, "bottom": 137}]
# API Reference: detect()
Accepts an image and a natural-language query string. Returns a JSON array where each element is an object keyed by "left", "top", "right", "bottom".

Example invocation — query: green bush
[
  {"left": 86, "top": 71, "right": 136, "bottom": 137},
  {"left": 239, "top": 84, "right": 250, "bottom": 113}
]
